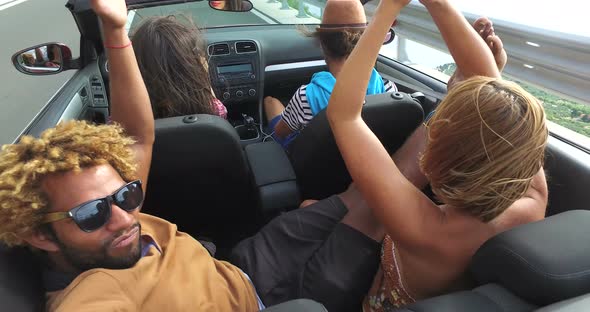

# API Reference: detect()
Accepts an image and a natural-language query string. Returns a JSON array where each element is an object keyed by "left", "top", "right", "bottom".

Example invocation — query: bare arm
[
  {"left": 392, "top": 124, "right": 429, "bottom": 189},
  {"left": 491, "top": 168, "right": 548, "bottom": 230},
  {"left": 265, "top": 94, "right": 300, "bottom": 139},
  {"left": 420, "top": 0, "right": 499, "bottom": 79},
  {"left": 392, "top": 11, "right": 507, "bottom": 189},
  {"left": 91, "top": 0, "right": 154, "bottom": 192},
  {"left": 35, "top": 48, "right": 44, "bottom": 61},
  {"left": 327, "top": 0, "right": 445, "bottom": 249}
]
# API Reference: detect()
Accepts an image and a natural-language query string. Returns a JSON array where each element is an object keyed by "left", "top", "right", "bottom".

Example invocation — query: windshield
[
  {"left": 128, "top": 0, "right": 323, "bottom": 32},
  {"left": 130, "top": 0, "right": 590, "bottom": 37}
]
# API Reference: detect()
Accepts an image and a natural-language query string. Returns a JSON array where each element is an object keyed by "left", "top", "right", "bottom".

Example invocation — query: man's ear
[{"left": 22, "top": 227, "right": 60, "bottom": 252}]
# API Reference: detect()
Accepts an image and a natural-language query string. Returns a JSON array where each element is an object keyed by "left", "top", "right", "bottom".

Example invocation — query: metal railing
[
  {"left": 368, "top": 2, "right": 590, "bottom": 105},
  {"left": 260, "top": 1, "right": 589, "bottom": 105}
]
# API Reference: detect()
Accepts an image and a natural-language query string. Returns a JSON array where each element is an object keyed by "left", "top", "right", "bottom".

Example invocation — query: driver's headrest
[{"left": 470, "top": 210, "right": 590, "bottom": 306}]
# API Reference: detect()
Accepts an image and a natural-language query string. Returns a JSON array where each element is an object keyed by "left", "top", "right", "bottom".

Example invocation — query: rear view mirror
[
  {"left": 209, "top": 0, "right": 253, "bottom": 12},
  {"left": 11, "top": 43, "right": 73, "bottom": 76}
]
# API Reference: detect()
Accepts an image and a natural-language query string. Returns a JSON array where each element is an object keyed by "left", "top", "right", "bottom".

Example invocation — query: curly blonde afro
[{"left": 0, "top": 120, "right": 138, "bottom": 246}]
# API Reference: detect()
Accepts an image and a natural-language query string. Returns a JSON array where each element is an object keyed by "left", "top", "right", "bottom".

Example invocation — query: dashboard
[
  {"left": 202, "top": 25, "right": 328, "bottom": 120},
  {"left": 207, "top": 40, "right": 261, "bottom": 106},
  {"left": 101, "top": 25, "right": 329, "bottom": 121}
]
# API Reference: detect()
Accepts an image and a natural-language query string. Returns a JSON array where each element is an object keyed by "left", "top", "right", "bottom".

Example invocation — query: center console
[
  {"left": 208, "top": 40, "right": 262, "bottom": 142},
  {"left": 208, "top": 40, "right": 260, "bottom": 107}
]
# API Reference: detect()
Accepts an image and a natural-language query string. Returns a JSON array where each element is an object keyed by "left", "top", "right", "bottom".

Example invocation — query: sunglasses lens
[
  {"left": 114, "top": 182, "right": 143, "bottom": 212},
  {"left": 75, "top": 200, "right": 110, "bottom": 232}
]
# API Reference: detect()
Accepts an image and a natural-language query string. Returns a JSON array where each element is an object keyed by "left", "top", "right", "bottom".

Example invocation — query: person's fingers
[
  {"left": 487, "top": 35, "right": 504, "bottom": 56},
  {"left": 473, "top": 16, "right": 491, "bottom": 28},
  {"left": 474, "top": 17, "right": 491, "bottom": 33},
  {"left": 474, "top": 17, "right": 496, "bottom": 41},
  {"left": 486, "top": 35, "right": 507, "bottom": 71}
]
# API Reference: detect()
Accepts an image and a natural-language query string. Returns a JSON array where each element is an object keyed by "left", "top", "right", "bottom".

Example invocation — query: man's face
[{"left": 41, "top": 164, "right": 142, "bottom": 271}]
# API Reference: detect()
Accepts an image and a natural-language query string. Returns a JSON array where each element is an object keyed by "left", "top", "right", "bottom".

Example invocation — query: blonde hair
[
  {"left": 420, "top": 76, "right": 547, "bottom": 222},
  {"left": 0, "top": 121, "right": 138, "bottom": 246}
]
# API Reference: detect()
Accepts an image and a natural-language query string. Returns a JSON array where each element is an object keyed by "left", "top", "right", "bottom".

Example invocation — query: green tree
[{"left": 571, "top": 109, "right": 581, "bottom": 118}]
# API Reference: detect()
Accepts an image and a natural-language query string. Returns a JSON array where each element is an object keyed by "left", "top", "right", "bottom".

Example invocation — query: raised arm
[
  {"left": 421, "top": 0, "right": 499, "bottom": 79},
  {"left": 91, "top": 0, "right": 154, "bottom": 191},
  {"left": 490, "top": 168, "right": 548, "bottom": 230},
  {"left": 327, "top": 0, "right": 446, "bottom": 248},
  {"left": 392, "top": 16, "right": 508, "bottom": 190}
]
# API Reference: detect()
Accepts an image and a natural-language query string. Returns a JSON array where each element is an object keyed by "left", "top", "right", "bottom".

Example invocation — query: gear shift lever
[{"left": 242, "top": 114, "right": 255, "bottom": 127}]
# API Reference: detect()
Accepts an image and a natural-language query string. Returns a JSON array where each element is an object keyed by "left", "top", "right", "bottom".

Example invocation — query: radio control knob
[
  {"left": 248, "top": 89, "right": 256, "bottom": 96},
  {"left": 219, "top": 77, "right": 226, "bottom": 83},
  {"left": 223, "top": 92, "right": 230, "bottom": 100},
  {"left": 250, "top": 74, "right": 256, "bottom": 80},
  {"left": 236, "top": 90, "right": 244, "bottom": 97}
]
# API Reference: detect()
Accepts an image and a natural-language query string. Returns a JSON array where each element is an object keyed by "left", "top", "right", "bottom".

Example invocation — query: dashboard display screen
[{"left": 217, "top": 63, "right": 252, "bottom": 74}]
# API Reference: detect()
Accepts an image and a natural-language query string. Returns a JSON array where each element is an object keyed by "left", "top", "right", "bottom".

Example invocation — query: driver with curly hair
[{"left": 0, "top": 122, "right": 137, "bottom": 247}]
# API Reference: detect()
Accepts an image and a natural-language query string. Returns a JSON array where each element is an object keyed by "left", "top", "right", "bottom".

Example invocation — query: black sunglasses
[{"left": 42, "top": 180, "right": 143, "bottom": 232}]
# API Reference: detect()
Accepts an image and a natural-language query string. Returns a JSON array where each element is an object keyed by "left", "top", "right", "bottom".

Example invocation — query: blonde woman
[{"left": 325, "top": 0, "right": 548, "bottom": 310}]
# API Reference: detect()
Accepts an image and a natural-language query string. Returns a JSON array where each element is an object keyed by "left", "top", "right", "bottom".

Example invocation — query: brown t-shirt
[{"left": 46, "top": 213, "right": 259, "bottom": 311}]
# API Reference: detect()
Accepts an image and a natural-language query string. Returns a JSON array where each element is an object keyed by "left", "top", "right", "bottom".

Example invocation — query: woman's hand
[{"left": 90, "top": 0, "right": 128, "bottom": 31}]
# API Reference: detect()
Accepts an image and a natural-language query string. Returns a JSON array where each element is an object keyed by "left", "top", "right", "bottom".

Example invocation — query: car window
[{"left": 370, "top": 0, "right": 590, "bottom": 146}]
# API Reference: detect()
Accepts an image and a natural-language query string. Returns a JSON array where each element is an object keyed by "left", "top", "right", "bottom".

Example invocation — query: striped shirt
[{"left": 280, "top": 79, "right": 397, "bottom": 132}]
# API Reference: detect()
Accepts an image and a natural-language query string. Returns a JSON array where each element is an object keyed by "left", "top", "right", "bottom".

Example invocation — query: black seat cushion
[
  {"left": 392, "top": 284, "right": 535, "bottom": 312},
  {"left": 287, "top": 92, "right": 424, "bottom": 200},
  {"left": 144, "top": 114, "right": 258, "bottom": 253},
  {"left": 536, "top": 293, "right": 590, "bottom": 312},
  {"left": 261, "top": 299, "right": 327, "bottom": 312},
  {"left": 471, "top": 210, "right": 590, "bottom": 306},
  {"left": 0, "top": 245, "right": 44, "bottom": 312}
]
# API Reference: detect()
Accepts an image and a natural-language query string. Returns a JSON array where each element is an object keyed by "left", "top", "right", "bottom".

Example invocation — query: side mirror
[
  {"left": 209, "top": 0, "right": 253, "bottom": 12},
  {"left": 383, "top": 28, "right": 395, "bottom": 45},
  {"left": 11, "top": 43, "right": 73, "bottom": 76}
]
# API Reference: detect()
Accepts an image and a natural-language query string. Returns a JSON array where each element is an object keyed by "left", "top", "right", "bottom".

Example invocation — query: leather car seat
[
  {"left": 0, "top": 245, "right": 45, "bottom": 312},
  {"left": 287, "top": 92, "right": 424, "bottom": 200},
  {"left": 143, "top": 114, "right": 258, "bottom": 250},
  {"left": 392, "top": 210, "right": 590, "bottom": 312}
]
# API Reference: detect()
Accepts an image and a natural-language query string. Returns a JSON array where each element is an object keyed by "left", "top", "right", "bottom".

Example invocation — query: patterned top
[
  {"left": 280, "top": 79, "right": 396, "bottom": 132},
  {"left": 212, "top": 98, "right": 228, "bottom": 119},
  {"left": 364, "top": 235, "right": 416, "bottom": 311}
]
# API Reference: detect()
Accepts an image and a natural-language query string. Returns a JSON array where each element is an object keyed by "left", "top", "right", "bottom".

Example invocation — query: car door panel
[
  {"left": 544, "top": 137, "right": 590, "bottom": 216},
  {"left": 19, "top": 61, "right": 108, "bottom": 140}
]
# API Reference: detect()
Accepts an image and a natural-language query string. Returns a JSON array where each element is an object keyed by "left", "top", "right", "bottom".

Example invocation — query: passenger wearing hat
[{"left": 263, "top": 0, "right": 397, "bottom": 148}]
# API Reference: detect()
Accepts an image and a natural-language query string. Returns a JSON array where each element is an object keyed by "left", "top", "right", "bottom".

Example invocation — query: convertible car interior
[{"left": 2, "top": 0, "right": 590, "bottom": 311}]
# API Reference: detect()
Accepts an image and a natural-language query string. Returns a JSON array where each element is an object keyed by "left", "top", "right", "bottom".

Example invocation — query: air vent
[
  {"left": 235, "top": 41, "right": 257, "bottom": 54},
  {"left": 208, "top": 43, "right": 230, "bottom": 56}
]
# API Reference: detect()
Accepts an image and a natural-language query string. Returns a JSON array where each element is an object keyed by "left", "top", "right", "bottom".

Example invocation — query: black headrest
[
  {"left": 150, "top": 114, "right": 244, "bottom": 176},
  {"left": 0, "top": 245, "right": 44, "bottom": 311},
  {"left": 470, "top": 210, "right": 590, "bottom": 306},
  {"left": 145, "top": 114, "right": 255, "bottom": 247},
  {"left": 288, "top": 92, "right": 424, "bottom": 200}
]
